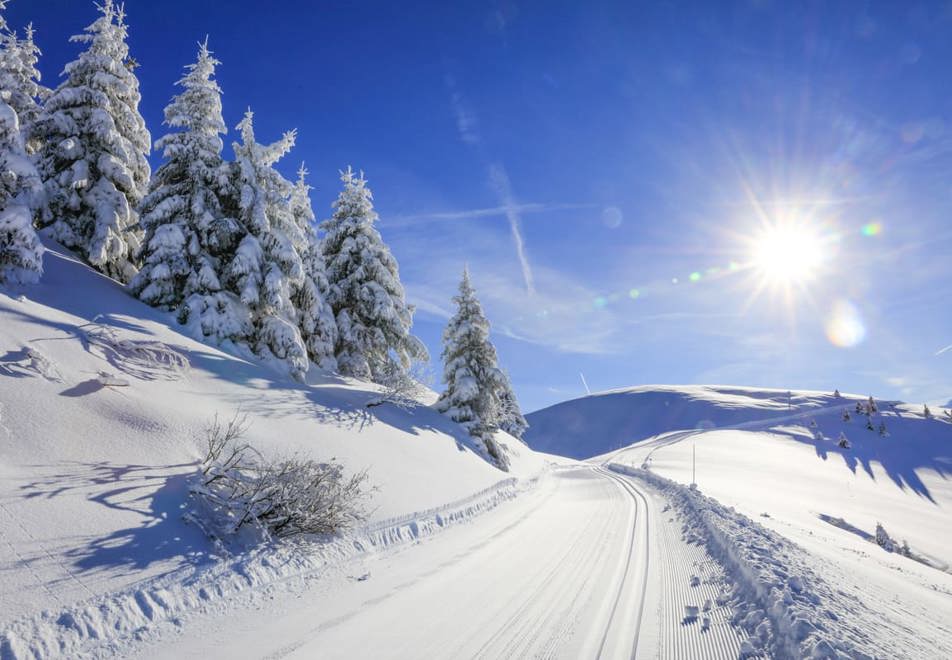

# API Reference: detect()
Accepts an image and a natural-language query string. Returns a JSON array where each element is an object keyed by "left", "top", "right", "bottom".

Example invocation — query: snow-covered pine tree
[
  {"left": 837, "top": 432, "right": 850, "bottom": 449},
  {"left": 923, "top": 404, "right": 932, "bottom": 419},
  {"left": 842, "top": 409, "right": 851, "bottom": 422},
  {"left": 289, "top": 164, "right": 336, "bottom": 370},
  {"left": 0, "top": 97, "right": 42, "bottom": 283},
  {"left": 33, "top": 0, "right": 150, "bottom": 283},
  {"left": 435, "top": 267, "right": 509, "bottom": 468},
  {"left": 497, "top": 372, "right": 529, "bottom": 440},
  {"left": 131, "top": 40, "right": 238, "bottom": 324},
  {"left": 0, "top": 8, "right": 47, "bottom": 155},
  {"left": 222, "top": 110, "right": 308, "bottom": 380},
  {"left": 321, "top": 166, "right": 426, "bottom": 381}
]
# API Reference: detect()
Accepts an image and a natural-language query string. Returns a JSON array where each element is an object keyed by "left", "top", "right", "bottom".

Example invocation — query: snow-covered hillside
[
  {"left": 527, "top": 384, "right": 952, "bottom": 656},
  {"left": 0, "top": 242, "right": 553, "bottom": 648},
  {"left": 526, "top": 384, "right": 903, "bottom": 459}
]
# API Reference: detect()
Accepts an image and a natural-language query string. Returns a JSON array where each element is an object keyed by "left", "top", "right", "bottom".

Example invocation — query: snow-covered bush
[
  {"left": 189, "top": 413, "right": 370, "bottom": 542},
  {"left": 321, "top": 167, "right": 426, "bottom": 381},
  {"left": 33, "top": 0, "right": 150, "bottom": 283}
]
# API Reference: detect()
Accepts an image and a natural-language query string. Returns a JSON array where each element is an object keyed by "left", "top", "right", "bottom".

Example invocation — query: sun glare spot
[{"left": 751, "top": 223, "right": 826, "bottom": 286}]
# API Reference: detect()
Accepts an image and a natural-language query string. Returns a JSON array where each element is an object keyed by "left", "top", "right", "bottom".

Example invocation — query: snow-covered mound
[
  {"left": 526, "top": 384, "right": 878, "bottom": 459},
  {"left": 0, "top": 243, "right": 554, "bottom": 632}
]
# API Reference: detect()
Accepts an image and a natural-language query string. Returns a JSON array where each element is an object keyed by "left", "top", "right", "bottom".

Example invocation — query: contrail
[
  {"left": 489, "top": 164, "right": 535, "bottom": 295},
  {"left": 579, "top": 372, "right": 592, "bottom": 395},
  {"left": 935, "top": 344, "right": 952, "bottom": 356}
]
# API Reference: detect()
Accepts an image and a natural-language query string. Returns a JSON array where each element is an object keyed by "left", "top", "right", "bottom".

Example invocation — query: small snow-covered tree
[
  {"left": 222, "top": 110, "right": 308, "bottom": 380},
  {"left": 436, "top": 268, "right": 509, "bottom": 467},
  {"left": 837, "top": 432, "right": 850, "bottom": 449},
  {"left": 289, "top": 164, "right": 336, "bottom": 370},
  {"left": 0, "top": 100, "right": 42, "bottom": 283},
  {"left": 131, "top": 39, "right": 239, "bottom": 332},
  {"left": 842, "top": 409, "right": 850, "bottom": 422},
  {"left": 497, "top": 372, "right": 528, "bottom": 440},
  {"left": 321, "top": 166, "right": 426, "bottom": 381},
  {"left": 33, "top": 1, "right": 150, "bottom": 283},
  {"left": 833, "top": 388, "right": 841, "bottom": 398},
  {"left": 867, "top": 395, "right": 877, "bottom": 413},
  {"left": 923, "top": 404, "right": 932, "bottom": 419}
]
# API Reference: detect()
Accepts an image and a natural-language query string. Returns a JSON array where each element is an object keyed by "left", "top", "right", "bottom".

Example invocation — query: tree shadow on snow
[
  {"left": 19, "top": 460, "right": 210, "bottom": 573},
  {"left": 764, "top": 408, "right": 951, "bottom": 503}
]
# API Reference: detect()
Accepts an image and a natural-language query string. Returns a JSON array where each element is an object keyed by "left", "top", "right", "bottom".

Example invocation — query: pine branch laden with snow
[
  {"left": 130, "top": 40, "right": 243, "bottom": 342},
  {"left": 321, "top": 166, "right": 427, "bottom": 382},
  {"left": 33, "top": 0, "right": 150, "bottom": 283},
  {"left": 289, "top": 164, "right": 337, "bottom": 370},
  {"left": 0, "top": 99, "right": 43, "bottom": 284},
  {"left": 435, "top": 268, "right": 511, "bottom": 468}
]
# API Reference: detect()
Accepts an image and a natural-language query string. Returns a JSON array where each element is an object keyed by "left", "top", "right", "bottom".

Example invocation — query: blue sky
[{"left": 12, "top": 1, "right": 952, "bottom": 412}]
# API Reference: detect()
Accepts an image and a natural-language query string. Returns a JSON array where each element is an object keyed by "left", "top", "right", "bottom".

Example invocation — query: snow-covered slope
[
  {"left": 527, "top": 384, "right": 879, "bottom": 459},
  {"left": 0, "top": 243, "right": 554, "bottom": 635},
  {"left": 528, "top": 384, "right": 952, "bottom": 655}
]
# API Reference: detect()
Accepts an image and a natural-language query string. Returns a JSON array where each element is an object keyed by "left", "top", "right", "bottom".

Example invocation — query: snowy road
[{"left": 139, "top": 466, "right": 740, "bottom": 660}]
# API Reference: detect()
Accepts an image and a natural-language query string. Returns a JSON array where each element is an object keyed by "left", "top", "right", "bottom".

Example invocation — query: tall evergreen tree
[
  {"left": 321, "top": 167, "right": 426, "bottom": 381},
  {"left": 497, "top": 372, "right": 529, "bottom": 440},
  {"left": 222, "top": 110, "right": 308, "bottom": 380},
  {"left": 289, "top": 164, "right": 337, "bottom": 370},
  {"left": 0, "top": 98, "right": 42, "bottom": 283},
  {"left": 435, "top": 268, "right": 509, "bottom": 468},
  {"left": 0, "top": 2, "right": 42, "bottom": 284},
  {"left": 131, "top": 40, "right": 236, "bottom": 324},
  {"left": 33, "top": 0, "right": 150, "bottom": 283}
]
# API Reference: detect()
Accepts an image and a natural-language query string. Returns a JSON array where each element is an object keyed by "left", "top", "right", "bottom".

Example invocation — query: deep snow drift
[{"left": 0, "top": 243, "right": 553, "bottom": 653}]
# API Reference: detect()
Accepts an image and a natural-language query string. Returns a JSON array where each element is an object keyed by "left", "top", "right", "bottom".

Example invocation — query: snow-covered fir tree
[
  {"left": 435, "top": 268, "right": 510, "bottom": 468},
  {"left": 221, "top": 110, "right": 308, "bottom": 380},
  {"left": 497, "top": 372, "right": 529, "bottom": 440},
  {"left": 33, "top": 0, "right": 150, "bottom": 283},
  {"left": 0, "top": 98, "right": 42, "bottom": 283},
  {"left": 131, "top": 40, "right": 237, "bottom": 322},
  {"left": 289, "top": 164, "right": 337, "bottom": 370},
  {"left": 321, "top": 166, "right": 426, "bottom": 381},
  {"left": 0, "top": 8, "right": 47, "bottom": 154}
]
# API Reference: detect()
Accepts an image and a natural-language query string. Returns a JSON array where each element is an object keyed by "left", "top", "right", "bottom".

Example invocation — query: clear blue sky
[{"left": 13, "top": 1, "right": 952, "bottom": 412}]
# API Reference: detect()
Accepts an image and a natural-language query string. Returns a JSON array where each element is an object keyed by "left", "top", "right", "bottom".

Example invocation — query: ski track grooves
[{"left": 594, "top": 466, "right": 650, "bottom": 660}]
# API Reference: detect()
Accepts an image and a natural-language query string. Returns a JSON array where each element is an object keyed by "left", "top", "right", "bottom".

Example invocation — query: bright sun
[{"left": 751, "top": 223, "right": 826, "bottom": 286}]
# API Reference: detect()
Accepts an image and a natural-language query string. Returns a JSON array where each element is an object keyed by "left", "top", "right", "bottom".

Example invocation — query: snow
[
  {"left": 0, "top": 240, "right": 554, "bottom": 653},
  {"left": 530, "top": 383, "right": 952, "bottom": 656}
]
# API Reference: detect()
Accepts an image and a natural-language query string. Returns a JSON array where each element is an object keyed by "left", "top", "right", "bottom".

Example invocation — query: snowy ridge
[
  {"left": 609, "top": 463, "right": 905, "bottom": 659},
  {"left": 0, "top": 475, "right": 535, "bottom": 660}
]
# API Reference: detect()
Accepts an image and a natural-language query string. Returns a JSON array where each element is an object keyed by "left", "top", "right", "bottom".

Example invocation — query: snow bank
[
  {"left": 610, "top": 464, "right": 904, "bottom": 659},
  {"left": 0, "top": 475, "right": 532, "bottom": 660}
]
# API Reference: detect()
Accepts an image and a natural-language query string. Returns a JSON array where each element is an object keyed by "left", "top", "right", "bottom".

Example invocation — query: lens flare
[
  {"left": 861, "top": 222, "right": 882, "bottom": 237},
  {"left": 825, "top": 300, "right": 866, "bottom": 348}
]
